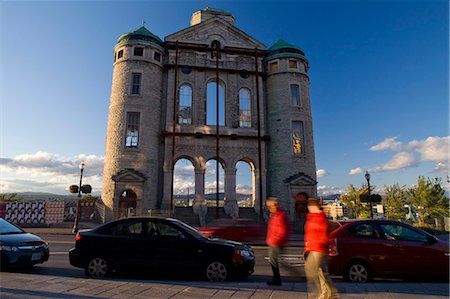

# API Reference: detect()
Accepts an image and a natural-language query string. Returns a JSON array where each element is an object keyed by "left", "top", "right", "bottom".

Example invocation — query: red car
[
  {"left": 328, "top": 219, "right": 449, "bottom": 282},
  {"left": 196, "top": 219, "right": 265, "bottom": 243}
]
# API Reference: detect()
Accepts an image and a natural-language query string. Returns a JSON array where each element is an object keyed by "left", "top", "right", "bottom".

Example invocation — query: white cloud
[
  {"left": 370, "top": 137, "right": 403, "bottom": 151},
  {"left": 0, "top": 151, "right": 104, "bottom": 194},
  {"left": 316, "top": 169, "right": 328, "bottom": 178},
  {"left": 371, "top": 152, "right": 418, "bottom": 172},
  {"left": 349, "top": 167, "right": 363, "bottom": 175},
  {"left": 236, "top": 184, "right": 252, "bottom": 194},
  {"left": 367, "top": 136, "right": 448, "bottom": 174},
  {"left": 408, "top": 136, "right": 449, "bottom": 162},
  {"left": 317, "top": 185, "right": 346, "bottom": 196},
  {"left": 432, "top": 162, "right": 448, "bottom": 173}
]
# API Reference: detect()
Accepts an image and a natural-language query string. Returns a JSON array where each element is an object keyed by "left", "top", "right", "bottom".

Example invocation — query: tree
[
  {"left": 339, "top": 184, "right": 370, "bottom": 219},
  {"left": 382, "top": 184, "right": 408, "bottom": 221},
  {"left": 408, "top": 177, "right": 449, "bottom": 226},
  {"left": 68, "top": 184, "right": 92, "bottom": 195},
  {"left": 0, "top": 193, "right": 24, "bottom": 203}
]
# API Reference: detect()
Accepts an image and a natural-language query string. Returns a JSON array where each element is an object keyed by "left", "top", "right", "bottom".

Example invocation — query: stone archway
[{"left": 119, "top": 189, "right": 137, "bottom": 218}]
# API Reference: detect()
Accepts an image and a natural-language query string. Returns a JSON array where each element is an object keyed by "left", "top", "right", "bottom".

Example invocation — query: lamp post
[
  {"left": 72, "top": 162, "right": 85, "bottom": 233},
  {"left": 365, "top": 171, "right": 373, "bottom": 219}
]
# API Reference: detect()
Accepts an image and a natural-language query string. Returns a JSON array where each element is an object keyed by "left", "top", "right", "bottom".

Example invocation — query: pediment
[
  {"left": 283, "top": 172, "right": 317, "bottom": 186},
  {"left": 165, "top": 18, "right": 266, "bottom": 50},
  {"left": 112, "top": 168, "right": 147, "bottom": 183}
]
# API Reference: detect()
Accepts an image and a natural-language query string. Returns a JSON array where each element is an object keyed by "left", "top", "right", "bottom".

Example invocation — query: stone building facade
[{"left": 102, "top": 8, "right": 317, "bottom": 225}]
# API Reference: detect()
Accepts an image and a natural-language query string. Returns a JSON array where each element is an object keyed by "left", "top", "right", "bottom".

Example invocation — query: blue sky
[{"left": 0, "top": 0, "right": 448, "bottom": 197}]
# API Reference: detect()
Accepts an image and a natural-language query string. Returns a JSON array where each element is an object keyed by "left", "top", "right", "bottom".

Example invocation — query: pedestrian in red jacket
[
  {"left": 266, "top": 197, "right": 290, "bottom": 286},
  {"left": 304, "top": 198, "right": 338, "bottom": 299}
]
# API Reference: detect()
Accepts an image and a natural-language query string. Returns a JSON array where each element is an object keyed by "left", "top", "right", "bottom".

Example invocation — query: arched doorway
[
  {"left": 295, "top": 192, "right": 308, "bottom": 218},
  {"left": 119, "top": 190, "right": 137, "bottom": 218}
]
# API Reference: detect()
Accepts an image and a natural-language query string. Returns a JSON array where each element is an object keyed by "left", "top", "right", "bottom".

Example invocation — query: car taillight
[
  {"left": 75, "top": 233, "right": 81, "bottom": 241},
  {"left": 329, "top": 238, "right": 338, "bottom": 256}
]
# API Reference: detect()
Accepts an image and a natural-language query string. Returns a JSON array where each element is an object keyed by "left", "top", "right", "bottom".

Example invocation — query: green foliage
[
  {"left": 382, "top": 184, "right": 408, "bottom": 221},
  {"left": 0, "top": 193, "right": 25, "bottom": 203},
  {"left": 339, "top": 184, "right": 371, "bottom": 219},
  {"left": 68, "top": 185, "right": 79, "bottom": 194},
  {"left": 80, "top": 184, "right": 92, "bottom": 194},
  {"left": 408, "top": 176, "right": 449, "bottom": 226}
]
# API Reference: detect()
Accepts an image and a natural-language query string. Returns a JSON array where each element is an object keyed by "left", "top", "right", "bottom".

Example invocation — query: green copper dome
[
  {"left": 115, "top": 26, "right": 164, "bottom": 49},
  {"left": 264, "top": 39, "right": 307, "bottom": 62}
]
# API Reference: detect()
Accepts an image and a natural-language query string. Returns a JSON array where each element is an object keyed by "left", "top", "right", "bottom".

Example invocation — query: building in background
[{"left": 102, "top": 8, "right": 317, "bottom": 226}]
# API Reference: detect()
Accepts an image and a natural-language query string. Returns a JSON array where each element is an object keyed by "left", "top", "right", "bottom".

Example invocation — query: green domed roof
[
  {"left": 265, "top": 39, "right": 307, "bottom": 62},
  {"left": 116, "top": 25, "right": 164, "bottom": 48}
]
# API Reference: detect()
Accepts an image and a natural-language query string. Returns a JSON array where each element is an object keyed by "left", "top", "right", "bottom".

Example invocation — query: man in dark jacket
[
  {"left": 266, "top": 197, "right": 290, "bottom": 286},
  {"left": 304, "top": 198, "right": 338, "bottom": 299}
]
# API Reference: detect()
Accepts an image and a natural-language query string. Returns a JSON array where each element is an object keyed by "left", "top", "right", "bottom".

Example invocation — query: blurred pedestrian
[
  {"left": 304, "top": 198, "right": 338, "bottom": 299},
  {"left": 266, "top": 197, "right": 290, "bottom": 286}
]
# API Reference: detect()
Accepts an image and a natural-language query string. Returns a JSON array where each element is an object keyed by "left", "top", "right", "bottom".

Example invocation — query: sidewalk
[{"left": 0, "top": 271, "right": 448, "bottom": 299}]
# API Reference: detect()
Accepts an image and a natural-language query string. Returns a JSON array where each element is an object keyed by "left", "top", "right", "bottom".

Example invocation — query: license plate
[{"left": 31, "top": 252, "right": 42, "bottom": 261}]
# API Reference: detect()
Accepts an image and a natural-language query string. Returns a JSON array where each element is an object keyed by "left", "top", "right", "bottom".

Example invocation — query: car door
[
  {"left": 107, "top": 219, "right": 148, "bottom": 269},
  {"left": 150, "top": 220, "right": 202, "bottom": 272},
  {"left": 377, "top": 222, "right": 432, "bottom": 277},
  {"left": 344, "top": 222, "right": 388, "bottom": 272}
]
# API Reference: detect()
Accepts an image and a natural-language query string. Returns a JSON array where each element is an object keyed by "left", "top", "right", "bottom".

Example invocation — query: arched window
[
  {"left": 206, "top": 81, "right": 225, "bottom": 126},
  {"left": 178, "top": 85, "right": 192, "bottom": 124},
  {"left": 211, "top": 40, "right": 221, "bottom": 59},
  {"left": 239, "top": 88, "right": 251, "bottom": 128}
]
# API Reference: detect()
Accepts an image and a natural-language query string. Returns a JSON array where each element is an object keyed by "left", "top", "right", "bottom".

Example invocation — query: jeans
[{"left": 305, "top": 251, "right": 338, "bottom": 299}]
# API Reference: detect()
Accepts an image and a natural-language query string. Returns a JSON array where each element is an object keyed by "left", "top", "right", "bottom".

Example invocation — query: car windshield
[
  {"left": 173, "top": 219, "right": 208, "bottom": 240},
  {"left": 0, "top": 219, "right": 24, "bottom": 234}
]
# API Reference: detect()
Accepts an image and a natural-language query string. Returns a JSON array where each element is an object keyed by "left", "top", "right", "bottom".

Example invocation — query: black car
[
  {"left": 69, "top": 217, "right": 255, "bottom": 281},
  {"left": 0, "top": 218, "right": 49, "bottom": 269}
]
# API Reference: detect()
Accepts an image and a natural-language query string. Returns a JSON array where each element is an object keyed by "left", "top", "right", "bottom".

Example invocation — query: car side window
[
  {"left": 147, "top": 221, "right": 159, "bottom": 238},
  {"left": 349, "top": 223, "right": 379, "bottom": 239},
  {"left": 379, "top": 224, "right": 428, "bottom": 243},
  {"left": 112, "top": 221, "right": 143, "bottom": 236},
  {"left": 155, "top": 223, "right": 186, "bottom": 240}
]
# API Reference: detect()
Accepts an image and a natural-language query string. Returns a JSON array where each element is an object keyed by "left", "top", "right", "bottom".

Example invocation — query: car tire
[
  {"left": 85, "top": 257, "right": 109, "bottom": 278},
  {"left": 344, "top": 260, "right": 371, "bottom": 283},
  {"left": 205, "top": 261, "right": 228, "bottom": 282}
]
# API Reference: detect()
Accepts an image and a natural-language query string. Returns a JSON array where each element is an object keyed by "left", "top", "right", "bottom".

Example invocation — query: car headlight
[
  {"left": 0, "top": 245, "right": 19, "bottom": 252},
  {"left": 238, "top": 249, "right": 251, "bottom": 257}
]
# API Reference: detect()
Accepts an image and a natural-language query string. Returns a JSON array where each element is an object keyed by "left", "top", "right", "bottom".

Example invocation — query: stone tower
[
  {"left": 102, "top": 26, "right": 166, "bottom": 221},
  {"left": 264, "top": 40, "right": 317, "bottom": 225},
  {"left": 101, "top": 8, "right": 317, "bottom": 226}
]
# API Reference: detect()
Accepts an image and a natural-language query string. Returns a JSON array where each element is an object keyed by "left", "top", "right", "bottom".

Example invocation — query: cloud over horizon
[{"left": 352, "top": 136, "right": 449, "bottom": 174}]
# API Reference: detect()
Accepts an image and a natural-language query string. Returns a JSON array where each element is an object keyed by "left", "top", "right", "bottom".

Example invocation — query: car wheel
[
  {"left": 205, "top": 261, "right": 228, "bottom": 282},
  {"left": 85, "top": 257, "right": 109, "bottom": 278},
  {"left": 345, "top": 261, "right": 371, "bottom": 283}
]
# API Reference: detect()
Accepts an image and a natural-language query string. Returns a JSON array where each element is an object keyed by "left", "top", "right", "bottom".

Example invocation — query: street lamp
[
  {"left": 72, "top": 162, "right": 85, "bottom": 233},
  {"left": 365, "top": 171, "right": 373, "bottom": 219}
]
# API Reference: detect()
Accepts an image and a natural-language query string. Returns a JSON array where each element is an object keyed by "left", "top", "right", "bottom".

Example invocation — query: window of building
[
  {"left": 154, "top": 52, "right": 161, "bottom": 62},
  {"left": 211, "top": 40, "right": 222, "bottom": 59},
  {"left": 292, "top": 121, "right": 305, "bottom": 156},
  {"left": 269, "top": 62, "right": 278, "bottom": 72},
  {"left": 134, "top": 47, "right": 144, "bottom": 56},
  {"left": 125, "top": 112, "right": 140, "bottom": 148},
  {"left": 117, "top": 49, "right": 124, "bottom": 60},
  {"left": 239, "top": 88, "right": 251, "bottom": 128},
  {"left": 178, "top": 85, "right": 192, "bottom": 125},
  {"left": 131, "top": 73, "right": 142, "bottom": 95},
  {"left": 289, "top": 60, "right": 298, "bottom": 69},
  {"left": 290, "top": 84, "right": 301, "bottom": 106},
  {"left": 206, "top": 81, "right": 225, "bottom": 126}
]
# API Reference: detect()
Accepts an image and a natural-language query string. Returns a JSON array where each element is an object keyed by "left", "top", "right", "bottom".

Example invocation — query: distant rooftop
[{"left": 190, "top": 7, "right": 236, "bottom": 26}]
